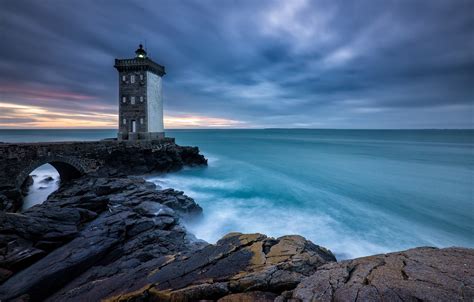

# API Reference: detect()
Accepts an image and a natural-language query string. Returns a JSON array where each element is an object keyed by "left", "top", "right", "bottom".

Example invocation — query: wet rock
[
  {"left": 97, "top": 144, "right": 207, "bottom": 177},
  {"left": 218, "top": 291, "right": 278, "bottom": 302},
  {"left": 156, "top": 188, "right": 203, "bottom": 217},
  {"left": 177, "top": 146, "right": 209, "bottom": 167},
  {"left": 102, "top": 232, "right": 336, "bottom": 302},
  {"left": 34, "top": 240, "right": 65, "bottom": 252},
  {"left": 0, "top": 268, "right": 12, "bottom": 284},
  {"left": 40, "top": 176, "right": 55, "bottom": 183},
  {"left": 291, "top": 247, "right": 474, "bottom": 302},
  {"left": 2, "top": 221, "right": 123, "bottom": 301},
  {"left": 0, "top": 204, "right": 85, "bottom": 275},
  {"left": 0, "top": 242, "right": 46, "bottom": 272},
  {"left": 21, "top": 175, "right": 33, "bottom": 194},
  {"left": 0, "top": 188, "right": 22, "bottom": 212},
  {"left": 0, "top": 194, "right": 11, "bottom": 212},
  {"left": 0, "top": 175, "right": 203, "bottom": 301}
]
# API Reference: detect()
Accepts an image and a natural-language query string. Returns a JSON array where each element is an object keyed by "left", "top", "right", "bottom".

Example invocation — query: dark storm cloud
[{"left": 0, "top": 0, "right": 473, "bottom": 128}]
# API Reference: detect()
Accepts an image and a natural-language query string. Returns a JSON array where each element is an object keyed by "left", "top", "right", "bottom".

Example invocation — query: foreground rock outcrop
[
  {"left": 0, "top": 174, "right": 338, "bottom": 301},
  {"left": 1, "top": 176, "right": 473, "bottom": 302},
  {"left": 99, "top": 232, "right": 336, "bottom": 302},
  {"left": 292, "top": 246, "right": 474, "bottom": 301},
  {"left": 0, "top": 176, "right": 205, "bottom": 301}
]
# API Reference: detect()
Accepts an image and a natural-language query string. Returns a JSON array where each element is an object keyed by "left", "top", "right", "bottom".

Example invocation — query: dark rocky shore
[{"left": 0, "top": 143, "right": 473, "bottom": 301}]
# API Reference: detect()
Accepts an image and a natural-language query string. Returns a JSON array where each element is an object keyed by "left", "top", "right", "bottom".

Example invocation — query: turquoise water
[{"left": 1, "top": 129, "right": 473, "bottom": 259}]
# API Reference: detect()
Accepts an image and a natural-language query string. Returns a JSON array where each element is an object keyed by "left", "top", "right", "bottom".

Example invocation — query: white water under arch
[{"left": 22, "top": 164, "right": 60, "bottom": 210}]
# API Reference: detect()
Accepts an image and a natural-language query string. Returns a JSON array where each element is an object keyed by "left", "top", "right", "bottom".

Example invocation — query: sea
[{"left": 1, "top": 129, "right": 473, "bottom": 259}]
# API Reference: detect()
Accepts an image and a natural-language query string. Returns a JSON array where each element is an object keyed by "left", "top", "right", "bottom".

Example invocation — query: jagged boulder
[
  {"left": 290, "top": 247, "right": 474, "bottom": 301},
  {"left": 0, "top": 188, "right": 22, "bottom": 212},
  {"left": 102, "top": 232, "right": 336, "bottom": 302}
]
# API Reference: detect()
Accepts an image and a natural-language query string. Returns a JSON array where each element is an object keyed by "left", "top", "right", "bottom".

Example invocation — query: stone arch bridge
[{"left": 0, "top": 138, "right": 208, "bottom": 211}]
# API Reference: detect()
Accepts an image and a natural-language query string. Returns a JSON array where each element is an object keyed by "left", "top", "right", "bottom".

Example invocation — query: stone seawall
[{"left": 0, "top": 139, "right": 207, "bottom": 211}]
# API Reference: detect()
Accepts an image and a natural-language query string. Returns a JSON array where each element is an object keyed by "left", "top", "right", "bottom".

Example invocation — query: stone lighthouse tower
[{"left": 114, "top": 44, "right": 166, "bottom": 140}]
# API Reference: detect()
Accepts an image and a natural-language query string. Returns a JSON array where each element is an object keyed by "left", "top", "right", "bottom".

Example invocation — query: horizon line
[{"left": 0, "top": 128, "right": 473, "bottom": 131}]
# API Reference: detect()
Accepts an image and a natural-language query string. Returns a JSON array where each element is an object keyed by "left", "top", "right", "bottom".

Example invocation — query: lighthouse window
[
  {"left": 122, "top": 118, "right": 126, "bottom": 125},
  {"left": 140, "top": 118, "right": 144, "bottom": 124},
  {"left": 130, "top": 75, "right": 135, "bottom": 83},
  {"left": 140, "top": 96, "right": 143, "bottom": 102},
  {"left": 131, "top": 96, "right": 135, "bottom": 104},
  {"left": 122, "top": 96, "right": 126, "bottom": 103}
]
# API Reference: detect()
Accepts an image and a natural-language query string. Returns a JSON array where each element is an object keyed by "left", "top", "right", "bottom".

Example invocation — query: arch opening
[
  {"left": 49, "top": 161, "right": 82, "bottom": 181},
  {"left": 22, "top": 164, "right": 60, "bottom": 210},
  {"left": 21, "top": 161, "right": 82, "bottom": 211}
]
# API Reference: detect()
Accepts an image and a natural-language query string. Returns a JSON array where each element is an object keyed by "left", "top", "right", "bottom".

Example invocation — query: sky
[{"left": 0, "top": 0, "right": 473, "bottom": 129}]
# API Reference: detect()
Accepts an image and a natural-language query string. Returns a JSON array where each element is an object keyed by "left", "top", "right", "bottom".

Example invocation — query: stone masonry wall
[
  {"left": 118, "top": 71, "right": 148, "bottom": 137},
  {"left": 0, "top": 138, "right": 209, "bottom": 212},
  {"left": 0, "top": 138, "right": 173, "bottom": 188}
]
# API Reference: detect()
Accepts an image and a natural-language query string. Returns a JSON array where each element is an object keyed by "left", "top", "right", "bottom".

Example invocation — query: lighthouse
[{"left": 114, "top": 44, "right": 166, "bottom": 140}]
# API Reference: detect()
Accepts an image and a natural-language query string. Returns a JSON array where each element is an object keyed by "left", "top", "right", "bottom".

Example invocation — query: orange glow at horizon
[
  {"left": 0, "top": 102, "right": 116, "bottom": 128},
  {"left": 0, "top": 102, "right": 245, "bottom": 129},
  {"left": 164, "top": 115, "right": 244, "bottom": 128}
]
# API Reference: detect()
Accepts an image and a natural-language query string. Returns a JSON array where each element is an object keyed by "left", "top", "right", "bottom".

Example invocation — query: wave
[
  {"left": 149, "top": 169, "right": 397, "bottom": 259},
  {"left": 152, "top": 175, "right": 241, "bottom": 191},
  {"left": 182, "top": 194, "right": 393, "bottom": 259}
]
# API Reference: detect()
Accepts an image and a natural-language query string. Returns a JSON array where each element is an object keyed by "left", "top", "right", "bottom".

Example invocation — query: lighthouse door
[{"left": 131, "top": 120, "right": 137, "bottom": 133}]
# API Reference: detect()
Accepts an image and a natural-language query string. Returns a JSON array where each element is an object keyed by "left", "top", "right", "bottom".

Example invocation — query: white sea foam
[
  {"left": 150, "top": 169, "right": 398, "bottom": 259},
  {"left": 148, "top": 175, "right": 241, "bottom": 191},
  {"left": 183, "top": 194, "right": 392, "bottom": 259},
  {"left": 22, "top": 164, "right": 60, "bottom": 210},
  {"left": 204, "top": 153, "right": 220, "bottom": 166}
]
